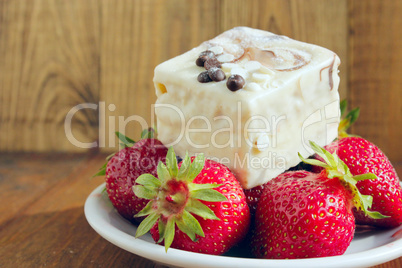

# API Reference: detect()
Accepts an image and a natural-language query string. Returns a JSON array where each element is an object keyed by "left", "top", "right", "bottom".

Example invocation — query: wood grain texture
[
  {"left": 348, "top": 0, "right": 402, "bottom": 162},
  {"left": 0, "top": 153, "right": 400, "bottom": 267},
  {"left": 0, "top": 153, "right": 156, "bottom": 267},
  {"left": 0, "top": 0, "right": 100, "bottom": 152},
  {"left": 0, "top": 0, "right": 401, "bottom": 163}
]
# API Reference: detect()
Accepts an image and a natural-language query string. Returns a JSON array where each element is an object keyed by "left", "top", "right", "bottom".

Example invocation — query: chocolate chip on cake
[
  {"left": 208, "top": 67, "right": 226, "bottom": 82},
  {"left": 196, "top": 57, "right": 206, "bottom": 67},
  {"left": 204, "top": 57, "right": 221, "bottom": 70},
  {"left": 196, "top": 50, "right": 215, "bottom": 67},
  {"left": 226, "top": 74, "right": 245, "bottom": 91},
  {"left": 200, "top": 50, "right": 215, "bottom": 58},
  {"left": 197, "top": 71, "right": 212, "bottom": 83}
]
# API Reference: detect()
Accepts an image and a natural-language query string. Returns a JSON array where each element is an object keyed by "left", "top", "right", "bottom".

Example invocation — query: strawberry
[
  {"left": 244, "top": 184, "right": 267, "bottom": 216},
  {"left": 133, "top": 148, "right": 250, "bottom": 254},
  {"left": 251, "top": 141, "right": 384, "bottom": 259},
  {"left": 93, "top": 129, "right": 168, "bottom": 224},
  {"left": 245, "top": 162, "right": 314, "bottom": 216},
  {"left": 322, "top": 136, "right": 402, "bottom": 228},
  {"left": 311, "top": 101, "right": 401, "bottom": 227},
  {"left": 251, "top": 170, "right": 355, "bottom": 259}
]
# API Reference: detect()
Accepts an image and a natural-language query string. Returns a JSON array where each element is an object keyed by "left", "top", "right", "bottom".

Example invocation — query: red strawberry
[
  {"left": 93, "top": 130, "right": 168, "bottom": 224},
  {"left": 311, "top": 101, "right": 401, "bottom": 227},
  {"left": 252, "top": 170, "right": 355, "bottom": 259},
  {"left": 322, "top": 137, "right": 402, "bottom": 228},
  {"left": 133, "top": 148, "right": 250, "bottom": 255},
  {"left": 251, "top": 141, "right": 384, "bottom": 259},
  {"left": 245, "top": 162, "right": 314, "bottom": 216},
  {"left": 244, "top": 184, "right": 266, "bottom": 216}
]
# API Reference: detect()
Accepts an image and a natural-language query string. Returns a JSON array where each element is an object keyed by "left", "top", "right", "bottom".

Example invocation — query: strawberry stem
[{"left": 165, "top": 195, "right": 174, "bottom": 203}]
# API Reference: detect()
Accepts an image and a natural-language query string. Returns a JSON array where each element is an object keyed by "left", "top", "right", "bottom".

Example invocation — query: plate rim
[{"left": 85, "top": 183, "right": 402, "bottom": 268}]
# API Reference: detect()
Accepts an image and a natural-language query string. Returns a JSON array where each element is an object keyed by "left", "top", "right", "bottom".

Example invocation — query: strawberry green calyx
[
  {"left": 338, "top": 99, "right": 360, "bottom": 138},
  {"left": 133, "top": 147, "right": 227, "bottom": 252},
  {"left": 299, "top": 141, "right": 388, "bottom": 220},
  {"left": 141, "top": 127, "right": 157, "bottom": 140},
  {"left": 116, "top": 131, "right": 136, "bottom": 148}
]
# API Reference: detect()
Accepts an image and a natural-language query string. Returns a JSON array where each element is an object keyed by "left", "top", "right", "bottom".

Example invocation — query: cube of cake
[{"left": 153, "top": 27, "right": 340, "bottom": 189}]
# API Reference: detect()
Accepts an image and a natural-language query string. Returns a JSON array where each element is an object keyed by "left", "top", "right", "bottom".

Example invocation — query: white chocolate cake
[{"left": 153, "top": 27, "right": 340, "bottom": 189}]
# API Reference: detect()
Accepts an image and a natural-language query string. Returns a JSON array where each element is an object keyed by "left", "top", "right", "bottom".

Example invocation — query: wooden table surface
[{"left": 0, "top": 153, "right": 401, "bottom": 268}]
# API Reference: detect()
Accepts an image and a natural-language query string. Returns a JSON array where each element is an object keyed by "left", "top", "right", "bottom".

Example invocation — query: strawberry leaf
[
  {"left": 346, "top": 107, "right": 360, "bottom": 125},
  {"left": 177, "top": 152, "right": 191, "bottom": 181},
  {"left": 327, "top": 169, "right": 344, "bottom": 180},
  {"left": 164, "top": 218, "right": 176, "bottom": 252},
  {"left": 175, "top": 218, "right": 196, "bottom": 241},
  {"left": 135, "top": 212, "right": 159, "bottom": 238},
  {"left": 166, "top": 147, "right": 178, "bottom": 178},
  {"left": 186, "top": 154, "right": 205, "bottom": 182},
  {"left": 358, "top": 192, "right": 373, "bottom": 208},
  {"left": 188, "top": 183, "right": 223, "bottom": 191},
  {"left": 133, "top": 185, "right": 157, "bottom": 200},
  {"left": 365, "top": 210, "right": 389, "bottom": 219},
  {"left": 136, "top": 174, "right": 161, "bottom": 188},
  {"left": 338, "top": 101, "right": 360, "bottom": 137},
  {"left": 91, "top": 163, "right": 107, "bottom": 178},
  {"left": 135, "top": 200, "right": 155, "bottom": 218},
  {"left": 309, "top": 141, "right": 337, "bottom": 167},
  {"left": 354, "top": 191, "right": 388, "bottom": 219},
  {"left": 191, "top": 189, "right": 227, "bottom": 202},
  {"left": 298, "top": 153, "right": 328, "bottom": 168},
  {"left": 181, "top": 210, "right": 204, "bottom": 237},
  {"left": 106, "top": 152, "right": 116, "bottom": 161},
  {"left": 353, "top": 173, "right": 377, "bottom": 181},
  {"left": 340, "top": 99, "right": 347, "bottom": 117},
  {"left": 157, "top": 219, "right": 166, "bottom": 243},
  {"left": 141, "top": 127, "right": 156, "bottom": 139},
  {"left": 115, "top": 131, "right": 135, "bottom": 147},
  {"left": 157, "top": 161, "right": 171, "bottom": 184},
  {"left": 186, "top": 198, "right": 220, "bottom": 220},
  {"left": 175, "top": 212, "right": 201, "bottom": 241}
]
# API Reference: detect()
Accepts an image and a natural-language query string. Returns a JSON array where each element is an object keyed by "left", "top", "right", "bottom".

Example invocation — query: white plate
[{"left": 85, "top": 183, "right": 402, "bottom": 268}]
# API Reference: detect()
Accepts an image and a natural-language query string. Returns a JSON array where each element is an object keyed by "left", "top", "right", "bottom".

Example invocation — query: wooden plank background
[{"left": 0, "top": 0, "right": 401, "bottom": 162}]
